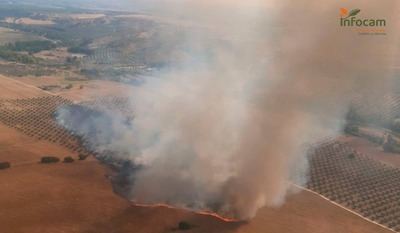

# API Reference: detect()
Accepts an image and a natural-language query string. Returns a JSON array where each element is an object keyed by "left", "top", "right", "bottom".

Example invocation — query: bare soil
[
  {"left": 0, "top": 75, "right": 49, "bottom": 99},
  {"left": 0, "top": 123, "right": 77, "bottom": 165},
  {"left": 0, "top": 162, "right": 391, "bottom": 233},
  {"left": 12, "top": 76, "right": 132, "bottom": 102}
]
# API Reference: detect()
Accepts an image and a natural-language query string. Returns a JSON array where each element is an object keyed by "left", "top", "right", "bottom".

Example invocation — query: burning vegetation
[{"left": 54, "top": 0, "right": 399, "bottom": 219}]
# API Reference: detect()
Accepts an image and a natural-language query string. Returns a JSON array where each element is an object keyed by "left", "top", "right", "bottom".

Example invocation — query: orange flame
[{"left": 132, "top": 203, "right": 241, "bottom": 223}]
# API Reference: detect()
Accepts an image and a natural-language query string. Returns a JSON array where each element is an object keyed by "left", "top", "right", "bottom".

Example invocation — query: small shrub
[
  {"left": 178, "top": 221, "right": 192, "bottom": 231},
  {"left": 6, "top": 40, "right": 56, "bottom": 53},
  {"left": 391, "top": 118, "right": 400, "bottom": 133},
  {"left": 344, "top": 124, "right": 359, "bottom": 135},
  {"left": 382, "top": 134, "right": 400, "bottom": 153},
  {"left": 78, "top": 154, "right": 88, "bottom": 160},
  {"left": 365, "top": 134, "right": 383, "bottom": 144},
  {"left": 347, "top": 153, "right": 355, "bottom": 159},
  {"left": 41, "top": 156, "right": 60, "bottom": 164},
  {"left": 63, "top": 156, "right": 74, "bottom": 163},
  {"left": 68, "top": 46, "right": 92, "bottom": 55},
  {"left": 0, "top": 162, "right": 11, "bottom": 170}
]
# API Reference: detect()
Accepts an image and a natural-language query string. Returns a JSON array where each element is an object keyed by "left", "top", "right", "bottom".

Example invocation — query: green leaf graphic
[{"left": 346, "top": 9, "right": 361, "bottom": 18}]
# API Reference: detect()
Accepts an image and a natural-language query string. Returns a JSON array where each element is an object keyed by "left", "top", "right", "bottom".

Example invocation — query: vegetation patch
[
  {"left": 344, "top": 124, "right": 359, "bottom": 136},
  {"left": 68, "top": 46, "right": 92, "bottom": 55},
  {"left": 63, "top": 156, "right": 74, "bottom": 163},
  {"left": 0, "top": 47, "right": 38, "bottom": 63},
  {"left": 0, "top": 162, "right": 11, "bottom": 170},
  {"left": 347, "top": 153, "right": 356, "bottom": 159},
  {"left": 4, "top": 40, "right": 56, "bottom": 53},
  {"left": 40, "top": 156, "right": 60, "bottom": 164},
  {"left": 178, "top": 221, "right": 193, "bottom": 231},
  {"left": 390, "top": 119, "right": 400, "bottom": 133},
  {"left": 78, "top": 154, "right": 89, "bottom": 160},
  {"left": 0, "top": 62, "right": 53, "bottom": 76}
]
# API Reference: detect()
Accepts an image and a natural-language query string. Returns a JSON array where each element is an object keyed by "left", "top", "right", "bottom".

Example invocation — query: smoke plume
[{"left": 57, "top": 0, "right": 399, "bottom": 219}]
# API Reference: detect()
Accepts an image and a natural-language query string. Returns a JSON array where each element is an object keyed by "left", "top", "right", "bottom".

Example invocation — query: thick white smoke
[{"left": 57, "top": 0, "right": 399, "bottom": 219}]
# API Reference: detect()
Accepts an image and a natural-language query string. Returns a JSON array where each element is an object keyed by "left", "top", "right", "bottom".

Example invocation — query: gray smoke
[{"left": 57, "top": 0, "right": 399, "bottom": 219}]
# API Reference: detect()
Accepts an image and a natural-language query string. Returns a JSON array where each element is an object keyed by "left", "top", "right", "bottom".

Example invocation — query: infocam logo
[{"left": 339, "top": 8, "right": 386, "bottom": 27}]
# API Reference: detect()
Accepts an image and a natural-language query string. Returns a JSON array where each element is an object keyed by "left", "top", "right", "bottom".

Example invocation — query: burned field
[{"left": 307, "top": 141, "right": 400, "bottom": 232}]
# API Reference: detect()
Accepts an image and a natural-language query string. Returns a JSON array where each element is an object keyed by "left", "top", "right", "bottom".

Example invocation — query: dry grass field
[
  {"left": 0, "top": 75, "right": 49, "bottom": 99},
  {"left": 3, "top": 17, "right": 55, "bottom": 25},
  {"left": 0, "top": 160, "right": 393, "bottom": 233},
  {"left": 0, "top": 3, "right": 399, "bottom": 232},
  {"left": 67, "top": 13, "right": 106, "bottom": 20}
]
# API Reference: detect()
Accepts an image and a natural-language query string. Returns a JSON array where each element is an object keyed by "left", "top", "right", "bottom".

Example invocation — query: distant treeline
[
  {"left": 67, "top": 38, "right": 93, "bottom": 55},
  {"left": 0, "top": 4, "right": 84, "bottom": 20},
  {"left": 0, "top": 40, "right": 55, "bottom": 64},
  {"left": 0, "top": 48, "right": 37, "bottom": 64},
  {"left": 67, "top": 46, "right": 92, "bottom": 55},
  {"left": 4, "top": 40, "right": 56, "bottom": 53}
]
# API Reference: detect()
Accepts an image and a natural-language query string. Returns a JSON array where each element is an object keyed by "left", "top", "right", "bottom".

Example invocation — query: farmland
[
  {"left": 0, "top": 2, "right": 399, "bottom": 233},
  {"left": 0, "top": 26, "right": 44, "bottom": 45},
  {"left": 0, "top": 79, "right": 396, "bottom": 233}
]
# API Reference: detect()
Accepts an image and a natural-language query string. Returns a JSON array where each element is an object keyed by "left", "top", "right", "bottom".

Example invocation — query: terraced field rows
[
  {"left": 79, "top": 96, "right": 133, "bottom": 117},
  {"left": 83, "top": 47, "right": 118, "bottom": 65},
  {"left": 0, "top": 96, "right": 90, "bottom": 156},
  {"left": 351, "top": 94, "right": 400, "bottom": 124},
  {"left": 307, "top": 141, "right": 400, "bottom": 232}
]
